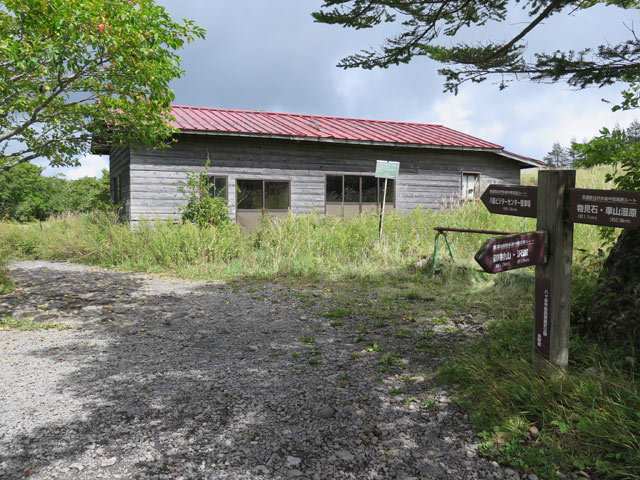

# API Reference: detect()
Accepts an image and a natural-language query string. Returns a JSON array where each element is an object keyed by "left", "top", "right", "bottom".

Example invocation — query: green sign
[{"left": 375, "top": 160, "right": 400, "bottom": 179}]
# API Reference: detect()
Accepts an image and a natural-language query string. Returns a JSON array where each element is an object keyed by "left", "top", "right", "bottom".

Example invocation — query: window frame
[
  {"left": 324, "top": 173, "right": 395, "bottom": 213},
  {"left": 461, "top": 171, "right": 481, "bottom": 201},
  {"left": 206, "top": 175, "right": 229, "bottom": 200},
  {"left": 236, "top": 178, "right": 291, "bottom": 211}
]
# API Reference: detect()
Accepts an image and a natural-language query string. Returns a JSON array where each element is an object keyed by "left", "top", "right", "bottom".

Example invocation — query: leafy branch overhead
[
  {"left": 312, "top": 0, "right": 640, "bottom": 92},
  {"left": 0, "top": 0, "right": 205, "bottom": 173}
]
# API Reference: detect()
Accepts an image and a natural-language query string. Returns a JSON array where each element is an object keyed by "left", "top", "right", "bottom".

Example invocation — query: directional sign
[
  {"left": 375, "top": 160, "right": 400, "bottom": 179},
  {"left": 480, "top": 185, "right": 537, "bottom": 218},
  {"left": 474, "top": 231, "right": 547, "bottom": 274},
  {"left": 569, "top": 188, "right": 640, "bottom": 229}
]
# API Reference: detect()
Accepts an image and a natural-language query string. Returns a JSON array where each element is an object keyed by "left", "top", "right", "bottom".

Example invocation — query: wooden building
[{"left": 101, "top": 106, "right": 541, "bottom": 227}]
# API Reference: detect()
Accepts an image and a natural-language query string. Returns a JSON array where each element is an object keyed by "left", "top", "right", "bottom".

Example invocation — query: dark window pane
[
  {"left": 361, "top": 176, "right": 377, "bottom": 203},
  {"left": 207, "top": 176, "right": 227, "bottom": 198},
  {"left": 344, "top": 175, "right": 360, "bottom": 203},
  {"left": 326, "top": 175, "right": 342, "bottom": 202},
  {"left": 237, "top": 180, "right": 263, "bottom": 209},
  {"left": 378, "top": 178, "right": 395, "bottom": 204},
  {"left": 265, "top": 181, "right": 289, "bottom": 210},
  {"left": 215, "top": 177, "right": 227, "bottom": 198}
]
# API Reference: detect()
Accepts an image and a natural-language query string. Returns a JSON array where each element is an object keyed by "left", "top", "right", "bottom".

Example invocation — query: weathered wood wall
[
  {"left": 122, "top": 134, "right": 522, "bottom": 223},
  {"left": 109, "top": 147, "right": 131, "bottom": 221}
]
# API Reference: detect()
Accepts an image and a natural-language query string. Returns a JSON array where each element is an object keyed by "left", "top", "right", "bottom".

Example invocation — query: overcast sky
[{"left": 45, "top": 0, "right": 639, "bottom": 179}]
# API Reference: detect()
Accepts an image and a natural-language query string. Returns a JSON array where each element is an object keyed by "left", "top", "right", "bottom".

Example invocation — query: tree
[
  {"left": 312, "top": 0, "right": 639, "bottom": 93},
  {"left": 0, "top": 0, "right": 205, "bottom": 173},
  {"left": 543, "top": 142, "right": 567, "bottom": 168},
  {"left": 0, "top": 161, "right": 56, "bottom": 221},
  {"left": 0, "top": 163, "right": 111, "bottom": 221}
]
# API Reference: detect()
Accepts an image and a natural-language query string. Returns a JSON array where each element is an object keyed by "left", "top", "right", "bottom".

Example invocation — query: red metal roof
[{"left": 169, "top": 105, "right": 504, "bottom": 150}]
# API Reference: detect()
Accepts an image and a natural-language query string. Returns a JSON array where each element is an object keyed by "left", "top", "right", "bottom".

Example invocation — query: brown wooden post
[{"left": 534, "top": 169, "right": 575, "bottom": 372}]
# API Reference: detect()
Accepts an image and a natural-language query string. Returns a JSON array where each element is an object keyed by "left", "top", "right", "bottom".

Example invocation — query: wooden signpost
[
  {"left": 480, "top": 185, "right": 537, "bottom": 218},
  {"left": 474, "top": 231, "right": 546, "bottom": 274},
  {"left": 477, "top": 171, "right": 640, "bottom": 372}
]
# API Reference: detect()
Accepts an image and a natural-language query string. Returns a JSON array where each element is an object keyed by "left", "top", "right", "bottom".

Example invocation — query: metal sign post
[{"left": 375, "top": 160, "right": 399, "bottom": 241}]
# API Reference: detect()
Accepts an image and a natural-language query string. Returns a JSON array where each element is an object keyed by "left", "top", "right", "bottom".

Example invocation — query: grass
[
  {"left": 0, "top": 249, "right": 14, "bottom": 294},
  {"left": 437, "top": 312, "right": 640, "bottom": 479},
  {"left": 0, "top": 315, "right": 72, "bottom": 331},
  {"left": 0, "top": 166, "right": 635, "bottom": 478}
]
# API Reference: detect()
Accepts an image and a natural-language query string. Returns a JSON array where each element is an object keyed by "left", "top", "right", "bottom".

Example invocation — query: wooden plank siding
[
  {"left": 109, "top": 147, "right": 131, "bottom": 221},
  {"left": 120, "top": 134, "right": 522, "bottom": 223}
]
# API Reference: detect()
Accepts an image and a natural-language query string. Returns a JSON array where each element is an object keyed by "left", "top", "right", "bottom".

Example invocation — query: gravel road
[{"left": 0, "top": 261, "right": 527, "bottom": 480}]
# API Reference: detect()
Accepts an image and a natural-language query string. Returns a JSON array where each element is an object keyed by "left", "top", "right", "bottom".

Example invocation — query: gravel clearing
[{"left": 1, "top": 261, "right": 523, "bottom": 479}]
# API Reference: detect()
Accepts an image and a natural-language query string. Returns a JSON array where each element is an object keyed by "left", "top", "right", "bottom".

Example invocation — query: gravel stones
[
  {"left": 0, "top": 261, "right": 528, "bottom": 479},
  {"left": 316, "top": 406, "right": 335, "bottom": 419}
]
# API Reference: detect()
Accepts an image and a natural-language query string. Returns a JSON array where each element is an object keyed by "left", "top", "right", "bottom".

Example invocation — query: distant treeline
[{"left": 0, "top": 162, "right": 111, "bottom": 222}]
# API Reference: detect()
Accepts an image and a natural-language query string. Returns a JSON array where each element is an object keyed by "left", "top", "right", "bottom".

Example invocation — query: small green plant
[
  {"left": 177, "top": 157, "right": 231, "bottom": 228},
  {"left": 337, "top": 372, "right": 349, "bottom": 380},
  {"left": 366, "top": 341, "right": 383, "bottom": 353},
  {"left": 322, "top": 308, "right": 354, "bottom": 319},
  {"left": 356, "top": 333, "right": 366, "bottom": 342},
  {"left": 329, "top": 319, "right": 344, "bottom": 327},
  {"left": 420, "top": 399, "right": 436, "bottom": 409},
  {"left": 395, "top": 329, "right": 412, "bottom": 338},
  {"left": 0, "top": 316, "right": 71, "bottom": 331},
  {"left": 388, "top": 386, "right": 404, "bottom": 396},
  {"left": 380, "top": 353, "right": 403, "bottom": 367},
  {"left": 309, "top": 347, "right": 321, "bottom": 356},
  {"left": 308, "top": 357, "right": 321, "bottom": 366},
  {"left": 291, "top": 352, "right": 300, "bottom": 359},
  {"left": 404, "top": 396, "right": 419, "bottom": 405},
  {"left": 350, "top": 352, "right": 360, "bottom": 359},
  {"left": 301, "top": 335, "right": 315, "bottom": 344}
]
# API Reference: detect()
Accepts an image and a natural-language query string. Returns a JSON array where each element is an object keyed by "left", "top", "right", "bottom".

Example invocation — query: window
[
  {"left": 325, "top": 174, "right": 395, "bottom": 208},
  {"left": 206, "top": 176, "right": 228, "bottom": 199},
  {"left": 461, "top": 173, "right": 480, "bottom": 201},
  {"left": 237, "top": 180, "right": 290, "bottom": 210}
]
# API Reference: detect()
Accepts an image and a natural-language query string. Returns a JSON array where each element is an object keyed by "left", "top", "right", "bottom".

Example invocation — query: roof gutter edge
[{"left": 176, "top": 129, "right": 504, "bottom": 153}]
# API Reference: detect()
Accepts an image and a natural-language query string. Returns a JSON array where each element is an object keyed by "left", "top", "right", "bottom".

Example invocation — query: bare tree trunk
[{"left": 585, "top": 229, "right": 640, "bottom": 347}]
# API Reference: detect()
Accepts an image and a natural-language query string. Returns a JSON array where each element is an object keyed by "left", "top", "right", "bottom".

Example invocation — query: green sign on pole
[{"left": 375, "top": 160, "right": 399, "bottom": 179}]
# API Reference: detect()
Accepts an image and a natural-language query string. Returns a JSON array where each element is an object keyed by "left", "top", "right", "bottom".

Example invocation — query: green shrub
[{"left": 177, "top": 159, "right": 231, "bottom": 228}]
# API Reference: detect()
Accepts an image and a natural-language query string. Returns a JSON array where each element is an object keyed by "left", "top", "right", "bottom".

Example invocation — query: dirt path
[{"left": 0, "top": 261, "right": 519, "bottom": 480}]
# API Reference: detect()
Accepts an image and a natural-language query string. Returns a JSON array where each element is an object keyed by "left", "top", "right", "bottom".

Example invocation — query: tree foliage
[
  {"left": 0, "top": 0, "right": 205, "bottom": 173},
  {"left": 0, "top": 163, "right": 111, "bottom": 221},
  {"left": 312, "top": 0, "right": 640, "bottom": 93},
  {"left": 574, "top": 121, "right": 640, "bottom": 191},
  {"left": 543, "top": 140, "right": 580, "bottom": 168}
]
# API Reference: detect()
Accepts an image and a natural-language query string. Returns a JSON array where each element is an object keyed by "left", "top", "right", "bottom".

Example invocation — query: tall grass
[
  {"left": 0, "top": 167, "right": 613, "bottom": 281},
  {"left": 0, "top": 198, "right": 603, "bottom": 282}
]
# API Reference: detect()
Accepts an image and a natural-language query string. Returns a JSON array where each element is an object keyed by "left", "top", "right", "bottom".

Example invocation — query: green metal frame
[{"left": 432, "top": 231, "right": 455, "bottom": 274}]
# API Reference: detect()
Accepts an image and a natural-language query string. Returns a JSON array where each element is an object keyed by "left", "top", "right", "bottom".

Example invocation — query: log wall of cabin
[{"left": 126, "top": 134, "right": 522, "bottom": 223}]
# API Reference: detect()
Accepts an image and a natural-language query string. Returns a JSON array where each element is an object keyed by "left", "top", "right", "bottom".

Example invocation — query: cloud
[
  {"left": 420, "top": 91, "right": 507, "bottom": 144},
  {"left": 417, "top": 84, "right": 638, "bottom": 160},
  {"left": 42, "top": 155, "right": 108, "bottom": 180}
]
